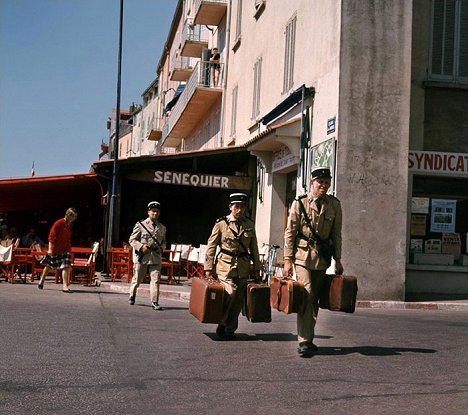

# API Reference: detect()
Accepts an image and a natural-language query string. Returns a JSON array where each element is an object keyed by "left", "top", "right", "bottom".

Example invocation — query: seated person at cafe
[{"left": 21, "top": 228, "right": 46, "bottom": 248}]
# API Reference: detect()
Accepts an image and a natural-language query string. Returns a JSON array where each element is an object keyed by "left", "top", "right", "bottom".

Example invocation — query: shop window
[
  {"left": 409, "top": 175, "right": 468, "bottom": 266},
  {"left": 429, "top": 0, "right": 468, "bottom": 83}
]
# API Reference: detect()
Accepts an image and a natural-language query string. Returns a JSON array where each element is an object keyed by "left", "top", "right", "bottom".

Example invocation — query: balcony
[
  {"left": 193, "top": 0, "right": 227, "bottom": 26},
  {"left": 180, "top": 20, "right": 208, "bottom": 57},
  {"left": 170, "top": 54, "right": 193, "bottom": 82},
  {"left": 161, "top": 61, "right": 223, "bottom": 148}
]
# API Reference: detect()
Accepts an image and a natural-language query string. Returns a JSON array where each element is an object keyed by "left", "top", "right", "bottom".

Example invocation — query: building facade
[{"left": 95, "top": 0, "right": 468, "bottom": 300}]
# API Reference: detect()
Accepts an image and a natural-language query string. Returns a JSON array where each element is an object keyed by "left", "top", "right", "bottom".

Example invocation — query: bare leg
[
  {"left": 38, "top": 265, "right": 50, "bottom": 288},
  {"left": 62, "top": 267, "right": 71, "bottom": 291}
]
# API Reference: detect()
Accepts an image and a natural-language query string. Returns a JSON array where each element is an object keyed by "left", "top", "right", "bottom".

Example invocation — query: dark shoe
[
  {"left": 216, "top": 325, "right": 227, "bottom": 340},
  {"left": 62, "top": 289, "right": 73, "bottom": 293},
  {"left": 129, "top": 296, "right": 135, "bottom": 305},
  {"left": 38, "top": 283, "right": 43, "bottom": 290},
  {"left": 297, "top": 341, "right": 318, "bottom": 357},
  {"left": 151, "top": 302, "right": 162, "bottom": 310}
]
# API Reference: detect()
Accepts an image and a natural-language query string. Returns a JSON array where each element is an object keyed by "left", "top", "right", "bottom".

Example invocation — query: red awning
[{"left": 0, "top": 174, "right": 105, "bottom": 212}]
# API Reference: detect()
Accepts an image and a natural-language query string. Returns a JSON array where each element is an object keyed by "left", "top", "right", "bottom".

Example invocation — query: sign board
[
  {"left": 425, "top": 239, "right": 441, "bottom": 254},
  {"left": 125, "top": 170, "right": 252, "bottom": 190},
  {"left": 430, "top": 199, "right": 456, "bottom": 233},
  {"left": 408, "top": 150, "right": 468, "bottom": 176},
  {"left": 272, "top": 145, "right": 297, "bottom": 173},
  {"left": 410, "top": 215, "right": 427, "bottom": 236}
]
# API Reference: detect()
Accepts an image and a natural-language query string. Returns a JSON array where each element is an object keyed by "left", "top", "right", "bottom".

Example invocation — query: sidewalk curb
[{"left": 99, "top": 282, "right": 468, "bottom": 311}]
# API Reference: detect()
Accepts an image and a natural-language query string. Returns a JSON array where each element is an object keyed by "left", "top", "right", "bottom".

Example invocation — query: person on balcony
[
  {"left": 209, "top": 47, "right": 221, "bottom": 87},
  {"left": 128, "top": 201, "right": 167, "bottom": 311}
]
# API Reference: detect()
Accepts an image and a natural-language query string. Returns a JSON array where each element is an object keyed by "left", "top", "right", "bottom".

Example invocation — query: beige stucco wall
[
  {"left": 337, "top": 0, "right": 413, "bottom": 300},
  {"left": 224, "top": 0, "right": 342, "bottom": 247}
]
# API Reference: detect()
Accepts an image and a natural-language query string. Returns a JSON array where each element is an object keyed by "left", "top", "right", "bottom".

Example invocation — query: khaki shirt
[
  {"left": 129, "top": 218, "right": 167, "bottom": 265},
  {"left": 284, "top": 193, "right": 342, "bottom": 270},
  {"left": 204, "top": 213, "right": 261, "bottom": 278}
]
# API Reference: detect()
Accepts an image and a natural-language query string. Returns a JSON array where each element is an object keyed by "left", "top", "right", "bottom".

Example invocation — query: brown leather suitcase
[
  {"left": 320, "top": 274, "right": 358, "bottom": 313},
  {"left": 189, "top": 276, "right": 224, "bottom": 323},
  {"left": 244, "top": 282, "right": 272, "bottom": 323},
  {"left": 270, "top": 276, "right": 304, "bottom": 314}
]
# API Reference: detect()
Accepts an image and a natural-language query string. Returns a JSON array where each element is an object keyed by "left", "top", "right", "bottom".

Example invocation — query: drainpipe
[{"left": 219, "top": 0, "right": 232, "bottom": 147}]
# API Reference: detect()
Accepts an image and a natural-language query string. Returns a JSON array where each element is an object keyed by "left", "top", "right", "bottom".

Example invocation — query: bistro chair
[
  {"left": 31, "top": 244, "right": 60, "bottom": 284},
  {"left": 108, "top": 246, "right": 133, "bottom": 283},
  {"left": 7, "top": 247, "right": 32, "bottom": 283},
  {"left": 70, "top": 242, "right": 99, "bottom": 286}
]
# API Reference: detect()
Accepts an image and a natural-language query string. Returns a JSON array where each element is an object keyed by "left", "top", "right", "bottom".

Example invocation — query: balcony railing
[
  {"left": 161, "top": 60, "right": 224, "bottom": 147},
  {"left": 170, "top": 54, "right": 193, "bottom": 81},
  {"left": 193, "top": 0, "right": 228, "bottom": 26},
  {"left": 181, "top": 19, "right": 209, "bottom": 57}
]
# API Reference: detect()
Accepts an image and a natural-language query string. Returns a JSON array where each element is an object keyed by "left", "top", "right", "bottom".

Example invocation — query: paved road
[{"left": 1, "top": 282, "right": 467, "bottom": 415}]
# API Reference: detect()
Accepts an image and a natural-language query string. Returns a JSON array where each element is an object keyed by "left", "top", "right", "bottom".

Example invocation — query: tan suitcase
[
  {"left": 244, "top": 282, "right": 272, "bottom": 323},
  {"left": 189, "top": 276, "right": 224, "bottom": 323},
  {"left": 270, "top": 276, "right": 304, "bottom": 314},
  {"left": 320, "top": 274, "right": 358, "bottom": 313}
]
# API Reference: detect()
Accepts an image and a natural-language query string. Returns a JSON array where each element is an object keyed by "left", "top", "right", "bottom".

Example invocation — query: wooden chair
[
  {"left": 175, "top": 244, "right": 192, "bottom": 278},
  {"left": 0, "top": 245, "right": 13, "bottom": 282},
  {"left": 161, "top": 248, "right": 177, "bottom": 284},
  {"left": 185, "top": 247, "right": 200, "bottom": 279},
  {"left": 196, "top": 244, "right": 207, "bottom": 278},
  {"left": 31, "top": 245, "right": 60, "bottom": 284},
  {"left": 7, "top": 247, "right": 32, "bottom": 283},
  {"left": 70, "top": 242, "right": 99, "bottom": 286},
  {"left": 108, "top": 247, "right": 133, "bottom": 282}
]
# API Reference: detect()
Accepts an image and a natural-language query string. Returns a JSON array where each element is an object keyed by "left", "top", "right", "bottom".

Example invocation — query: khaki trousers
[
  {"left": 129, "top": 263, "right": 161, "bottom": 304},
  {"left": 295, "top": 264, "right": 327, "bottom": 343},
  {"left": 217, "top": 273, "right": 248, "bottom": 334}
]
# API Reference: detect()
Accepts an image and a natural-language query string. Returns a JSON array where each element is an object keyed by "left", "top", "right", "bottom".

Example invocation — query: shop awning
[
  {"left": 0, "top": 173, "right": 105, "bottom": 212},
  {"left": 261, "top": 84, "right": 314, "bottom": 125}
]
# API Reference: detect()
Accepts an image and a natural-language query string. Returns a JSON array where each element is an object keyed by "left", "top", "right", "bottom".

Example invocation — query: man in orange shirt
[{"left": 38, "top": 207, "right": 78, "bottom": 293}]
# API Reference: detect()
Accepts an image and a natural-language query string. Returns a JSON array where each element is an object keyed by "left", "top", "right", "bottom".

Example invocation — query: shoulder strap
[
  {"left": 296, "top": 197, "right": 320, "bottom": 240},
  {"left": 138, "top": 221, "right": 161, "bottom": 247}
]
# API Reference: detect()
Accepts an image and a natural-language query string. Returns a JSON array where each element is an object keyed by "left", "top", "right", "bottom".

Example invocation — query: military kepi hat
[
  {"left": 229, "top": 193, "right": 248, "bottom": 204},
  {"left": 147, "top": 201, "right": 161, "bottom": 210},
  {"left": 311, "top": 167, "right": 332, "bottom": 180}
]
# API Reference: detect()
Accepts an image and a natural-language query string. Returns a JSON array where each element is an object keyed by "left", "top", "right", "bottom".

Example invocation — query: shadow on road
[{"left": 314, "top": 346, "right": 437, "bottom": 356}]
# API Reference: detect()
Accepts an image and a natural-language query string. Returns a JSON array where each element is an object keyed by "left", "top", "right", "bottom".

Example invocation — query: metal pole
[{"left": 105, "top": 0, "right": 124, "bottom": 270}]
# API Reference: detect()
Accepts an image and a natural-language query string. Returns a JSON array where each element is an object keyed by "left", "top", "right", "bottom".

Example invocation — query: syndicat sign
[{"left": 408, "top": 150, "right": 468, "bottom": 175}]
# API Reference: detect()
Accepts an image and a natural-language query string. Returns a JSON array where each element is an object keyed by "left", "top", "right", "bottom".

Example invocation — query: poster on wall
[
  {"left": 410, "top": 215, "right": 427, "bottom": 236},
  {"left": 311, "top": 138, "right": 335, "bottom": 194},
  {"left": 411, "top": 197, "right": 430, "bottom": 214},
  {"left": 430, "top": 199, "right": 457, "bottom": 233}
]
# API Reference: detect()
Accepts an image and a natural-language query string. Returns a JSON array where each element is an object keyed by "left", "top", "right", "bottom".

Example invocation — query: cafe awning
[{"left": 0, "top": 173, "right": 105, "bottom": 212}]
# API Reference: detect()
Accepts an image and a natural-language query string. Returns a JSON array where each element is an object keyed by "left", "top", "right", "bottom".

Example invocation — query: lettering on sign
[
  {"left": 154, "top": 171, "right": 229, "bottom": 188},
  {"left": 272, "top": 146, "right": 297, "bottom": 172},
  {"left": 408, "top": 151, "right": 468, "bottom": 175},
  {"left": 125, "top": 170, "right": 252, "bottom": 190}
]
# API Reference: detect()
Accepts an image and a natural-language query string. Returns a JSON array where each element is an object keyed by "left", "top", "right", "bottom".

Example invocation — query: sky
[{"left": 0, "top": 0, "right": 178, "bottom": 179}]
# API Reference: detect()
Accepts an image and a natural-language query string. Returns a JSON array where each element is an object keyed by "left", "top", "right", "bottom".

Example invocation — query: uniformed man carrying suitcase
[
  {"left": 204, "top": 193, "right": 261, "bottom": 340},
  {"left": 283, "top": 168, "right": 344, "bottom": 357}
]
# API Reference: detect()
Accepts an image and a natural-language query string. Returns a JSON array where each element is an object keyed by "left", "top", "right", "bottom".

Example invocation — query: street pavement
[{"left": 1, "top": 280, "right": 467, "bottom": 415}]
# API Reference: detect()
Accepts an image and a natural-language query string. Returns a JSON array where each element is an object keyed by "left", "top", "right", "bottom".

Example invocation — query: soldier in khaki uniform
[
  {"left": 128, "top": 201, "right": 167, "bottom": 310},
  {"left": 283, "top": 168, "right": 344, "bottom": 357},
  {"left": 204, "top": 193, "right": 261, "bottom": 340}
]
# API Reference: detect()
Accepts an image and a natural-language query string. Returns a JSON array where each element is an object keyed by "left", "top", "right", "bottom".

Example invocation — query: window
[
  {"left": 430, "top": 0, "right": 468, "bottom": 82},
  {"left": 230, "top": 85, "right": 238, "bottom": 137},
  {"left": 252, "top": 57, "right": 262, "bottom": 119},
  {"left": 283, "top": 15, "right": 297, "bottom": 93}
]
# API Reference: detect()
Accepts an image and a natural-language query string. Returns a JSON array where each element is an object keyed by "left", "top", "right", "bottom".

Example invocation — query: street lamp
[{"left": 105, "top": 0, "right": 124, "bottom": 272}]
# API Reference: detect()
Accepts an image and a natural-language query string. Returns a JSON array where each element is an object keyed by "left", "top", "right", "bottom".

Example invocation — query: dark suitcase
[
  {"left": 320, "top": 274, "right": 358, "bottom": 313},
  {"left": 189, "top": 276, "right": 225, "bottom": 323},
  {"left": 270, "top": 276, "right": 304, "bottom": 314},
  {"left": 244, "top": 282, "right": 272, "bottom": 323}
]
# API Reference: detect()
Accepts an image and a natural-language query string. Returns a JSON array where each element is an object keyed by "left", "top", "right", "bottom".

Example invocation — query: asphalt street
[{"left": 1, "top": 282, "right": 467, "bottom": 415}]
